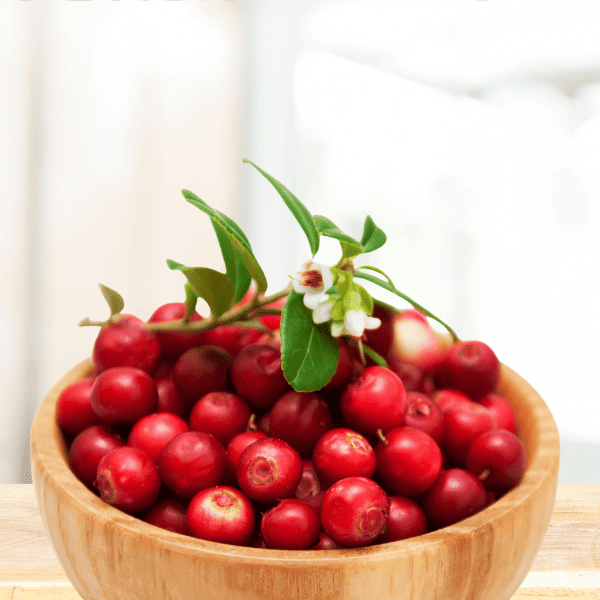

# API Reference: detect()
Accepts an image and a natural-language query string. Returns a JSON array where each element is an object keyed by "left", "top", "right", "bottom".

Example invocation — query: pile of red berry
[{"left": 57, "top": 301, "right": 526, "bottom": 550}]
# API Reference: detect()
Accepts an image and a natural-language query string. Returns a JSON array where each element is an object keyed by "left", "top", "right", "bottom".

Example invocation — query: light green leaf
[
  {"left": 244, "top": 159, "right": 320, "bottom": 257},
  {"left": 354, "top": 282, "right": 374, "bottom": 315},
  {"left": 183, "top": 283, "right": 198, "bottom": 320},
  {"left": 98, "top": 284, "right": 124, "bottom": 317},
  {"left": 360, "top": 215, "right": 387, "bottom": 253},
  {"left": 313, "top": 215, "right": 363, "bottom": 260}
]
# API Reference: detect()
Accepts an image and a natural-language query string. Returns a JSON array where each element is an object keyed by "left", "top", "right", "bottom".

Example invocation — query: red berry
[
  {"left": 377, "top": 496, "right": 428, "bottom": 543},
  {"left": 323, "top": 339, "right": 353, "bottom": 390},
  {"left": 436, "top": 340, "right": 500, "bottom": 399},
  {"left": 147, "top": 302, "right": 207, "bottom": 360},
  {"left": 465, "top": 429, "right": 526, "bottom": 491},
  {"left": 321, "top": 477, "right": 390, "bottom": 548},
  {"left": 269, "top": 391, "right": 332, "bottom": 457},
  {"left": 363, "top": 303, "right": 395, "bottom": 357},
  {"left": 294, "top": 458, "right": 325, "bottom": 517},
  {"left": 404, "top": 392, "right": 445, "bottom": 446},
  {"left": 312, "top": 531, "right": 341, "bottom": 550},
  {"left": 387, "top": 358, "right": 423, "bottom": 393},
  {"left": 154, "top": 376, "right": 188, "bottom": 419},
  {"left": 375, "top": 427, "right": 442, "bottom": 497},
  {"left": 91, "top": 367, "right": 158, "bottom": 426},
  {"left": 127, "top": 412, "right": 189, "bottom": 464},
  {"left": 312, "top": 428, "right": 376, "bottom": 488},
  {"left": 187, "top": 486, "right": 255, "bottom": 546},
  {"left": 431, "top": 388, "right": 474, "bottom": 414},
  {"left": 96, "top": 446, "right": 161, "bottom": 513},
  {"left": 92, "top": 315, "right": 160, "bottom": 375},
  {"left": 172, "top": 345, "right": 233, "bottom": 405},
  {"left": 68, "top": 425, "right": 125, "bottom": 488},
  {"left": 477, "top": 393, "right": 518, "bottom": 434},
  {"left": 225, "top": 430, "right": 269, "bottom": 476},
  {"left": 340, "top": 366, "right": 407, "bottom": 437},
  {"left": 261, "top": 499, "right": 320, "bottom": 550},
  {"left": 230, "top": 343, "right": 290, "bottom": 410},
  {"left": 56, "top": 378, "right": 100, "bottom": 437},
  {"left": 142, "top": 496, "right": 189, "bottom": 535},
  {"left": 189, "top": 391, "right": 252, "bottom": 447},
  {"left": 203, "top": 325, "right": 268, "bottom": 358},
  {"left": 159, "top": 431, "right": 226, "bottom": 499},
  {"left": 257, "top": 296, "right": 286, "bottom": 331},
  {"left": 236, "top": 437, "right": 302, "bottom": 504},
  {"left": 421, "top": 468, "right": 487, "bottom": 529}
]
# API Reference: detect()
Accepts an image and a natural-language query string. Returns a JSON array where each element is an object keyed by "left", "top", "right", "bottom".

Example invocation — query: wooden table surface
[{"left": 1, "top": 484, "right": 599, "bottom": 600}]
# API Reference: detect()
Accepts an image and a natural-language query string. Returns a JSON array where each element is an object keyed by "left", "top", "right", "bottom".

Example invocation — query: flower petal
[
  {"left": 312, "top": 299, "right": 333, "bottom": 324},
  {"left": 344, "top": 310, "right": 366, "bottom": 337},
  {"left": 304, "top": 290, "right": 326, "bottom": 310},
  {"left": 364, "top": 317, "right": 381, "bottom": 331},
  {"left": 331, "top": 322, "right": 346, "bottom": 337}
]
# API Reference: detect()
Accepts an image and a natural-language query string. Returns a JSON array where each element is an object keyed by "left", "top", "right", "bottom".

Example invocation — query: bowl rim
[{"left": 30, "top": 357, "right": 560, "bottom": 566}]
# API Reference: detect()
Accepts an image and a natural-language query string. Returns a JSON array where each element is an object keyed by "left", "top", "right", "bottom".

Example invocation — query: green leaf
[
  {"left": 360, "top": 216, "right": 387, "bottom": 253},
  {"left": 363, "top": 345, "right": 388, "bottom": 368},
  {"left": 98, "top": 284, "right": 124, "bottom": 317},
  {"left": 183, "top": 283, "right": 198, "bottom": 320},
  {"left": 167, "top": 260, "right": 235, "bottom": 317},
  {"left": 182, "top": 189, "right": 268, "bottom": 294},
  {"left": 354, "top": 282, "right": 374, "bottom": 315},
  {"left": 280, "top": 289, "right": 339, "bottom": 391},
  {"left": 357, "top": 265, "right": 395, "bottom": 288},
  {"left": 313, "top": 215, "right": 363, "bottom": 260},
  {"left": 244, "top": 159, "right": 320, "bottom": 257}
]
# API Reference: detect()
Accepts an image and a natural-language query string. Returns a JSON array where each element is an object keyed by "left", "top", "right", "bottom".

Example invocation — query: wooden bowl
[{"left": 30, "top": 358, "right": 559, "bottom": 600}]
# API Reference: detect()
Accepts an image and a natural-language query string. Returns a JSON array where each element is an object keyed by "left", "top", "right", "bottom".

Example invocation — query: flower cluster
[{"left": 291, "top": 260, "right": 381, "bottom": 338}]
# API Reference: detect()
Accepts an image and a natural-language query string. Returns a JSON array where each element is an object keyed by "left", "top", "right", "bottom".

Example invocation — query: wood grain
[{"left": 28, "top": 359, "right": 561, "bottom": 600}]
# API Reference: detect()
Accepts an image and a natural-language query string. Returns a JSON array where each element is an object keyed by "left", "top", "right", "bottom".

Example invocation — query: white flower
[
  {"left": 312, "top": 296, "right": 335, "bottom": 324},
  {"left": 291, "top": 260, "right": 334, "bottom": 310},
  {"left": 331, "top": 310, "right": 381, "bottom": 338}
]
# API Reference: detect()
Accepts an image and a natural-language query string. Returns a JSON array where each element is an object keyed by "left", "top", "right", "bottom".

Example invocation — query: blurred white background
[{"left": 2, "top": 2, "right": 599, "bottom": 484}]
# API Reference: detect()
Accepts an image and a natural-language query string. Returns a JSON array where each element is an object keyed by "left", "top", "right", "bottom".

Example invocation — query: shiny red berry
[
  {"left": 142, "top": 496, "right": 189, "bottom": 535},
  {"left": 127, "top": 412, "right": 189, "bottom": 464},
  {"left": 203, "top": 325, "right": 268, "bottom": 358},
  {"left": 404, "top": 392, "right": 445, "bottom": 446},
  {"left": 294, "top": 458, "right": 325, "bottom": 517},
  {"left": 377, "top": 496, "right": 428, "bottom": 543},
  {"left": 56, "top": 378, "right": 100, "bottom": 437},
  {"left": 225, "top": 430, "right": 269, "bottom": 476},
  {"left": 154, "top": 376, "right": 188, "bottom": 419},
  {"left": 477, "top": 393, "right": 518, "bottom": 434},
  {"left": 323, "top": 340, "right": 354, "bottom": 390},
  {"left": 261, "top": 499, "right": 320, "bottom": 550}
]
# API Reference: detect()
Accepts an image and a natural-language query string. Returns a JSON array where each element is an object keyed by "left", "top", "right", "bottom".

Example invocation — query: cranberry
[
  {"left": 375, "top": 427, "right": 442, "bottom": 497},
  {"left": 257, "top": 296, "right": 286, "bottom": 331},
  {"left": 256, "top": 411, "right": 271, "bottom": 435},
  {"left": 477, "top": 393, "right": 518, "bottom": 434},
  {"left": 404, "top": 392, "right": 445, "bottom": 446},
  {"left": 155, "top": 376, "right": 188, "bottom": 419},
  {"left": 127, "top": 413, "right": 189, "bottom": 464},
  {"left": 442, "top": 402, "right": 495, "bottom": 466},
  {"left": 269, "top": 391, "right": 332, "bottom": 457},
  {"left": 189, "top": 391, "right": 252, "bottom": 447},
  {"left": 387, "top": 358, "right": 423, "bottom": 393},
  {"left": 339, "top": 366, "right": 407, "bottom": 437},
  {"left": 431, "top": 389, "right": 474, "bottom": 414},
  {"left": 312, "top": 428, "right": 376, "bottom": 488},
  {"left": 435, "top": 340, "right": 500, "bottom": 399},
  {"left": 321, "top": 477, "right": 390, "bottom": 548},
  {"left": 68, "top": 425, "right": 125, "bottom": 488},
  {"left": 312, "top": 531, "right": 341, "bottom": 550},
  {"left": 294, "top": 458, "right": 325, "bottom": 517},
  {"left": 377, "top": 496, "right": 428, "bottom": 543},
  {"left": 323, "top": 339, "right": 353, "bottom": 390},
  {"left": 92, "top": 314, "right": 160, "bottom": 375},
  {"left": 421, "top": 468, "right": 487, "bottom": 529},
  {"left": 96, "top": 447, "right": 161, "bottom": 513},
  {"left": 230, "top": 343, "right": 290, "bottom": 410},
  {"left": 260, "top": 499, "right": 321, "bottom": 550},
  {"left": 203, "top": 325, "right": 268, "bottom": 358},
  {"left": 363, "top": 303, "right": 395, "bottom": 357},
  {"left": 91, "top": 367, "right": 158, "bottom": 426},
  {"left": 172, "top": 345, "right": 233, "bottom": 405},
  {"left": 142, "top": 496, "right": 189, "bottom": 535},
  {"left": 225, "top": 430, "right": 269, "bottom": 476},
  {"left": 187, "top": 486, "right": 255, "bottom": 546},
  {"left": 236, "top": 437, "right": 302, "bottom": 504},
  {"left": 159, "top": 431, "right": 226, "bottom": 499},
  {"left": 56, "top": 378, "right": 100, "bottom": 437},
  {"left": 147, "top": 302, "right": 207, "bottom": 359},
  {"left": 465, "top": 429, "right": 526, "bottom": 491}
]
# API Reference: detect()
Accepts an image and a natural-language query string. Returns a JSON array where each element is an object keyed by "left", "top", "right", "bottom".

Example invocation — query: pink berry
[
  {"left": 321, "top": 477, "right": 390, "bottom": 548},
  {"left": 91, "top": 367, "right": 158, "bottom": 426},
  {"left": 312, "top": 428, "right": 376, "bottom": 488},
  {"left": 142, "top": 496, "right": 189, "bottom": 535},
  {"left": 236, "top": 437, "right": 302, "bottom": 504},
  {"left": 404, "top": 392, "right": 445, "bottom": 446},
  {"left": 172, "top": 345, "right": 233, "bottom": 405},
  {"left": 147, "top": 302, "right": 207, "bottom": 360},
  {"left": 189, "top": 391, "right": 252, "bottom": 447},
  {"left": 421, "top": 468, "right": 487, "bottom": 529},
  {"left": 92, "top": 314, "right": 160, "bottom": 375},
  {"left": 435, "top": 340, "right": 500, "bottom": 399},
  {"left": 68, "top": 425, "right": 125, "bottom": 488},
  {"left": 96, "top": 446, "right": 161, "bottom": 513},
  {"left": 261, "top": 499, "right": 321, "bottom": 550},
  {"left": 127, "top": 412, "right": 189, "bottom": 464},
  {"left": 56, "top": 378, "right": 100, "bottom": 437},
  {"left": 294, "top": 458, "right": 325, "bottom": 517},
  {"left": 377, "top": 496, "right": 428, "bottom": 543},
  {"left": 159, "top": 431, "right": 226, "bottom": 499},
  {"left": 477, "top": 393, "right": 518, "bottom": 434},
  {"left": 465, "top": 429, "right": 526, "bottom": 491},
  {"left": 187, "top": 486, "right": 255, "bottom": 546},
  {"left": 375, "top": 427, "right": 442, "bottom": 497},
  {"left": 340, "top": 366, "right": 407, "bottom": 437},
  {"left": 269, "top": 391, "right": 332, "bottom": 457}
]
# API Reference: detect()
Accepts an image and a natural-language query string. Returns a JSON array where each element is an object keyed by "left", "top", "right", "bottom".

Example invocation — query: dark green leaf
[
  {"left": 313, "top": 215, "right": 363, "bottom": 260},
  {"left": 98, "top": 284, "right": 124, "bottom": 317},
  {"left": 360, "top": 216, "right": 387, "bottom": 253},
  {"left": 183, "top": 283, "right": 198, "bottom": 320},
  {"left": 244, "top": 159, "right": 320, "bottom": 257},
  {"left": 182, "top": 189, "right": 268, "bottom": 294},
  {"left": 281, "top": 289, "right": 339, "bottom": 391},
  {"left": 363, "top": 345, "right": 388, "bottom": 367},
  {"left": 167, "top": 260, "right": 235, "bottom": 317}
]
